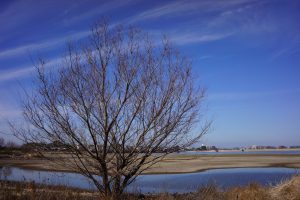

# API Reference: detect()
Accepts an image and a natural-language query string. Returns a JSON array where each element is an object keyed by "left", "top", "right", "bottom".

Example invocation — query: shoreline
[
  {"left": 181, "top": 148, "right": 300, "bottom": 153},
  {"left": 1, "top": 153, "right": 300, "bottom": 175},
  {"left": 1, "top": 162, "right": 299, "bottom": 175}
]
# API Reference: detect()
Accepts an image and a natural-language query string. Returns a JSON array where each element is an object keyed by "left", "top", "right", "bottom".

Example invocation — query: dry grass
[
  {"left": 0, "top": 181, "right": 100, "bottom": 200},
  {"left": 223, "top": 176, "right": 300, "bottom": 200},
  {"left": 269, "top": 175, "right": 300, "bottom": 200},
  {"left": 1, "top": 176, "right": 300, "bottom": 200},
  {"left": 225, "top": 183, "right": 270, "bottom": 200}
]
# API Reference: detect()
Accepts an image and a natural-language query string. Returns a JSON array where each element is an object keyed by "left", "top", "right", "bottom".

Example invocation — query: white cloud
[
  {"left": 125, "top": 0, "right": 270, "bottom": 46},
  {"left": 0, "top": 106, "right": 21, "bottom": 119},
  {"left": 171, "top": 32, "right": 233, "bottom": 45},
  {"left": 128, "top": 0, "right": 259, "bottom": 23},
  {"left": 270, "top": 41, "right": 300, "bottom": 61},
  {"left": 209, "top": 89, "right": 300, "bottom": 101},
  {"left": 198, "top": 55, "right": 213, "bottom": 60},
  {"left": 0, "top": 31, "right": 90, "bottom": 60},
  {"left": 0, "top": 66, "right": 35, "bottom": 82},
  {"left": 0, "top": 56, "right": 64, "bottom": 82},
  {"left": 63, "top": 0, "right": 136, "bottom": 25}
]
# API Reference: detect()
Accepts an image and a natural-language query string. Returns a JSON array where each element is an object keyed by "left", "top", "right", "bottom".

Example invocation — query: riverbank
[
  {"left": 1, "top": 175, "right": 299, "bottom": 200},
  {"left": 217, "top": 148, "right": 300, "bottom": 152},
  {"left": 1, "top": 153, "right": 300, "bottom": 174},
  {"left": 148, "top": 153, "right": 300, "bottom": 174}
]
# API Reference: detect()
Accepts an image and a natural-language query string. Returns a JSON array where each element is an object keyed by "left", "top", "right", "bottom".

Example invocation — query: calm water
[
  {"left": 0, "top": 167, "right": 299, "bottom": 193},
  {"left": 178, "top": 150, "right": 300, "bottom": 155}
]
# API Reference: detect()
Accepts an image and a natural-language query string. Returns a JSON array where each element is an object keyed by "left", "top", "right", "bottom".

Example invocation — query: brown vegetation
[
  {"left": 1, "top": 176, "right": 300, "bottom": 200},
  {"left": 0, "top": 180, "right": 100, "bottom": 200}
]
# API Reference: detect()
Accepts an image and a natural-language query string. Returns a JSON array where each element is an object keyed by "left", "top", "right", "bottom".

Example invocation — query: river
[{"left": 0, "top": 166, "right": 299, "bottom": 193}]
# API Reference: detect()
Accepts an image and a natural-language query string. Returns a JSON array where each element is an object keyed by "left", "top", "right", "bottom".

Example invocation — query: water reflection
[
  {"left": 0, "top": 166, "right": 12, "bottom": 180},
  {"left": 0, "top": 167, "right": 299, "bottom": 193}
]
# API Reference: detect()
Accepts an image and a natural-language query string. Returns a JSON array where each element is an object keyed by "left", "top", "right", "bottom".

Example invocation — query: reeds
[
  {"left": 1, "top": 176, "right": 299, "bottom": 200},
  {"left": 0, "top": 180, "right": 100, "bottom": 200}
]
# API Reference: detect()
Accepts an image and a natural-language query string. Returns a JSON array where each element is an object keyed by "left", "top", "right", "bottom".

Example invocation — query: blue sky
[{"left": 0, "top": 0, "right": 300, "bottom": 147}]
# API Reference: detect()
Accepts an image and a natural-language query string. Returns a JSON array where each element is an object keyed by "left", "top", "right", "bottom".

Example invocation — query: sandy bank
[{"left": 0, "top": 154, "right": 300, "bottom": 174}]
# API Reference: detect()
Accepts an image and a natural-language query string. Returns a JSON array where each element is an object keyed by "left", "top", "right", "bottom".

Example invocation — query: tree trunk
[{"left": 111, "top": 175, "right": 122, "bottom": 200}]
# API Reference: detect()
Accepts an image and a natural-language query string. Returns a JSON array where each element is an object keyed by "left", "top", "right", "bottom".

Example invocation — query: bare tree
[
  {"left": 0, "top": 137, "right": 4, "bottom": 148},
  {"left": 12, "top": 20, "right": 210, "bottom": 199}
]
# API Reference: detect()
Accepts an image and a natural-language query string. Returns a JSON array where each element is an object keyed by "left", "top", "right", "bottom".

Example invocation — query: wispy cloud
[
  {"left": 0, "top": 31, "right": 89, "bottom": 60},
  {"left": 0, "top": 0, "right": 65, "bottom": 37},
  {"left": 0, "top": 66, "right": 35, "bottom": 82},
  {"left": 62, "top": 0, "right": 136, "bottom": 25},
  {"left": 129, "top": 0, "right": 259, "bottom": 23},
  {"left": 209, "top": 89, "right": 300, "bottom": 101},
  {"left": 0, "top": 105, "right": 21, "bottom": 119},
  {"left": 270, "top": 41, "right": 300, "bottom": 61},
  {"left": 0, "top": 56, "right": 64, "bottom": 82},
  {"left": 170, "top": 32, "right": 234, "bottom": 45},
  {"left": 125, "top": 0, "right": 269, "bottom": 46},
  {"left": 198, "top": 55, "right": 213, "bottom": 60}
]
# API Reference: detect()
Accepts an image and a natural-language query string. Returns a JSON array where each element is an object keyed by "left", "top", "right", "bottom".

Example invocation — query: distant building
[
  {"left": 210, "top": 146, "right": 218, "bottom": 151},
  {"left": 265, "top": 146, "right": 276, "bottom": 149},
  {"left": 201, "top": 146, "right": 207, "bottom": 151},
  {"left": 197, "top": 144, "right": 207, "bottom": 151}
]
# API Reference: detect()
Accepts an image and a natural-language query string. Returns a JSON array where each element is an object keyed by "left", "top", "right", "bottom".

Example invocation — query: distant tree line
[
  {"left": 0, "top": 137, "right": 182, "bottom": 153},
  {"left": 0, "top": 137, "right": 19, "bottom": 149},
  {"left": 1, "top": 137, "right": 299, "bottom": 152}
]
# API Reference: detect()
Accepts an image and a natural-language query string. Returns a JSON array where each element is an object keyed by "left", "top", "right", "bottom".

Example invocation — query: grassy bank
[{"left": 1, "top": 176, "right": 300, "bottom": 200}]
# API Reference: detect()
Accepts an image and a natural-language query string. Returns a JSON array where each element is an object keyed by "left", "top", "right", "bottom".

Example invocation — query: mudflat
[
  {"left": 1, "top": 153, "right": 300, "bottom": 174},
  {"left": 147, "top": 154, "right": 300, "bottom": 174}
]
